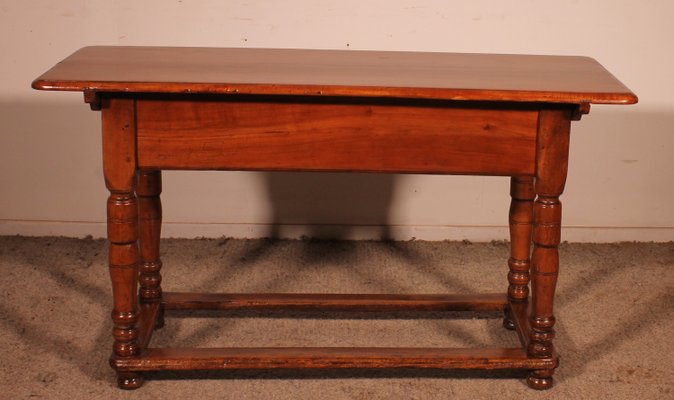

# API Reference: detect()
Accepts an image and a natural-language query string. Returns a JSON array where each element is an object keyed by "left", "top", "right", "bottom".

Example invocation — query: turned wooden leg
[
  {"left": 503, "top": 176, "right": 535, "bottom": 330},
  {"left": 527, "top": 109, "right": 571, "bottom": 390},
  {"left": 103, "top": 97, "right": 144, "bottom": 389},
  {"left": 137, "top": 169, "right": 164, "bottom": 329}
]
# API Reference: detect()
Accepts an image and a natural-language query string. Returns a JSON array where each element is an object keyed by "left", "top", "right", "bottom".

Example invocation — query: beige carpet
[{"left": 1, "top": 236, "right": 672, "bottom": 399}]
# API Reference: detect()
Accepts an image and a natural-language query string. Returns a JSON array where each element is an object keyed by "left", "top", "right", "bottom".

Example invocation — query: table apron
[{"left": 135, "top": 99, "right": 538, "bottom": 175}]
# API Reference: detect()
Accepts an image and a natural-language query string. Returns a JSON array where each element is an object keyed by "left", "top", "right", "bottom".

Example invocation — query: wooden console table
[{"left": 33, "top": 46, "right": 637, "bottom": 390}]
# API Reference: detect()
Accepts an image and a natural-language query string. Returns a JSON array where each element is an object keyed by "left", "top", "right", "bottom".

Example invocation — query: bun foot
[
  {"left": 527, "top": 370, "right": 553, "bottom": 390},
  {"left": 502, "top": 305, "right": 516, "bottom": 330},
  {"left": 154, "top": 307, "right": 165, "bottom": 330},
  {"left": 117, "top": 372, "right": 144, "bottom": 390}
]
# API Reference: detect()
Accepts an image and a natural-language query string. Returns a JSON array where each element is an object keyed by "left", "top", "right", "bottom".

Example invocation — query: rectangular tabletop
[{"left": 32, "top": 46, "right": 637, "bottom": 105}]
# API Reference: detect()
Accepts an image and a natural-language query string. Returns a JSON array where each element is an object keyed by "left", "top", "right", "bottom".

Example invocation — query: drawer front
[{"left": 136, "top": 99, "right": 537, "bottom": 175}]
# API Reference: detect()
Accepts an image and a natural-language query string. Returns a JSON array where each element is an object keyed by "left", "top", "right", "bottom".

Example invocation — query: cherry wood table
[{"left": 33, "top": 46, "right": 637, "bottom": 390}]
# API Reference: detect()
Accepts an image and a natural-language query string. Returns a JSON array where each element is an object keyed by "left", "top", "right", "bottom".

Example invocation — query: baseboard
[{"left": 0, "top": 219, "right": 672, "bottom": 242}]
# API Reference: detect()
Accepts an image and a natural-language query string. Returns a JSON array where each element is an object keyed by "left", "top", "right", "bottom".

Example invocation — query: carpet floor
[{"left": 0, "top": 236, "right": 672, "bottom": 399}]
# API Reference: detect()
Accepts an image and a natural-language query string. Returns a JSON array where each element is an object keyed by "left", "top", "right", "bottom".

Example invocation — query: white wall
[{"left": 1, "top": 0, "right": 672, "bottom": 242}]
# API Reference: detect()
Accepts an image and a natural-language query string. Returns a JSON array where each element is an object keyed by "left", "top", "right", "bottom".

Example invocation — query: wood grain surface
[
  {"left": 112, "top": 347, "right": 557, "bottom": 371},
  {"left": 161, "top": 292, "right": 507, "bottom": 311},
  {"left": 136, "top": 98, "right": 538, "bottom": 175},
  {"left": 33, "top": 46, "right": 637, "bottom": 104}
]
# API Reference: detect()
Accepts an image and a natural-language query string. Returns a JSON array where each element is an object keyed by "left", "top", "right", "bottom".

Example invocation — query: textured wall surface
[{"left": 1, "top": 1, "right": 672, "bottom": 241}]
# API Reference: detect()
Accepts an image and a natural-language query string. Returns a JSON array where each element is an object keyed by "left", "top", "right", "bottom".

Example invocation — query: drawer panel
[{"left": 136, "top": 99, "right": 537, "bottom": 175}]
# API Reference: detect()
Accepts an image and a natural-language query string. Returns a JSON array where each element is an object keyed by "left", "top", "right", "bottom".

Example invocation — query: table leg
[
  {"left": 138, "top": 170, "right": 164, "bottom": 329},
  {"left": 503, "top": 176, "right": 534, "bottom": 330},
  {"left": 102, "top": 98, "right": 143, "bottom": 389},
  {"left": 527, "top": 109, "right": 571, "bottom": 390}
]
